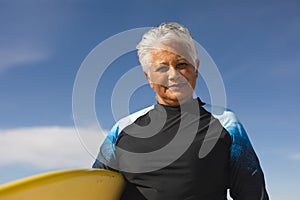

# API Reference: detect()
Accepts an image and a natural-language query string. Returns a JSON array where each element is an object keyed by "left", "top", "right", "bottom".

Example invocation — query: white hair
[{"left": 136, "top": 22, "right": 199, "bottom": 73}]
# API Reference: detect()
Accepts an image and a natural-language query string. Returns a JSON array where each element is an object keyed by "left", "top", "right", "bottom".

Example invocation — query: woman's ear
[
  {"left": 196, "top": 59, "right": 200, "bottom": 69},
  {"left": 195, "top": 59, "right": 200, "bottom": 78},
  {"left": 144, "top": 72, "right": 154, "bottom": 88}
]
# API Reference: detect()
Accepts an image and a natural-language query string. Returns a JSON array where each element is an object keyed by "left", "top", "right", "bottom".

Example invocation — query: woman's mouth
[{"left": 168, "top": 83, "right": 185, "bottom": 91}]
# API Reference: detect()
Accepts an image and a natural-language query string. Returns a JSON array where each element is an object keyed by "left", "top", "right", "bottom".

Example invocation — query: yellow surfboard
[{"left": 0, "top": 168, "right": 124, "bottom": 200}]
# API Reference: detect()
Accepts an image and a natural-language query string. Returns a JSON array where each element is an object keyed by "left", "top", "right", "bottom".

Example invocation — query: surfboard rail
[{"left": 0, "top": 168, "right": 124, "bottom": 200}]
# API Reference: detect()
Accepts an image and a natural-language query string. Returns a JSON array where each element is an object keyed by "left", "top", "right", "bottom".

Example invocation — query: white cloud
[
  {"left": 0, "top": 126, "right": 107, "bottom": 169},
  {"left": 289, "top": 154, "right": 300, "bottom": 161},
  {"left": 0, "top": 48, "right": 48, "bottom": 73}
]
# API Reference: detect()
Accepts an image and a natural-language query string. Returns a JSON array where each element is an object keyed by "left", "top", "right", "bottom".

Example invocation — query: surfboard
[{"left": 0, "top": 168, "right": 124, "bottom": 200}]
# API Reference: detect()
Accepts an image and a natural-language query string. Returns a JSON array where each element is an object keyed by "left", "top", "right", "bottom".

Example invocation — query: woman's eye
[
  {"left": 156, "top": 66, "right": 169, "bottom": 72},
  {"left": 177, "top": 62, "right": 188, "bottom": 69}
]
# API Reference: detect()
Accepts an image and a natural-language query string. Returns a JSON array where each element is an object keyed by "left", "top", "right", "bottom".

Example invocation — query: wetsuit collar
[{"left": 156, "top": 97, "right": 205, "bottom": 114}]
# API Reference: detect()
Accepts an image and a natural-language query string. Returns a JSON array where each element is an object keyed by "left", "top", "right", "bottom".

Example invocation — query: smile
[{"left": 168, "top": 83, "right": 186, "bottom": 90}]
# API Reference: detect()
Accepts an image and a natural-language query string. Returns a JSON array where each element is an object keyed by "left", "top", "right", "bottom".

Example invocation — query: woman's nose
[{"left": 168, "top": 67, "right": 179, "bottom": 80}]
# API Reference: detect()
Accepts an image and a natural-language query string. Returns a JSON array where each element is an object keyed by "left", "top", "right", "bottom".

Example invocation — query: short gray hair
[{"left": 136, "top": 22, "right": 199, "bottom": 72}]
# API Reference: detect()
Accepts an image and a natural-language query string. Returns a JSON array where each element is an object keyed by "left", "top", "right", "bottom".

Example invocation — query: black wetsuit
[{"left": 93, "top": 98, "right": 269, "bottom": 200}]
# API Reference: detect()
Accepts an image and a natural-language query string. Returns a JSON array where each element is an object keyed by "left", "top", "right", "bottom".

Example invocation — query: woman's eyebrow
[
  {"left": 177, "top": 57, "right": 187, "bottom": 61},
  {"left": 158, "top": 61, "right": 169, "bottom": 65}
]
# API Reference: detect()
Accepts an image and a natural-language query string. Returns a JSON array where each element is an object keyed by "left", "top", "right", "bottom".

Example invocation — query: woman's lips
[{"left": 168, "top": 83, "right": 185, "bottom": 91}]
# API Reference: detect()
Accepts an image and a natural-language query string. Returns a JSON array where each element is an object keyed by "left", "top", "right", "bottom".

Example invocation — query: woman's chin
[{"left": 166, "top": 92, "right": 192, "bottom": 104}]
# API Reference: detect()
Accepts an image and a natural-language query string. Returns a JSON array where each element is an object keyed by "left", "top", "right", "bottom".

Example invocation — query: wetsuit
[{"left": 93, "top": 98, "right": 269, "bottom": 200}]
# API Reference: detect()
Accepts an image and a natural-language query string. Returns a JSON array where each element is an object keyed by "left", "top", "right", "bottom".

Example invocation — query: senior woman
[{"left": 93, "top": 22, "right": 269, "bottom": 200}]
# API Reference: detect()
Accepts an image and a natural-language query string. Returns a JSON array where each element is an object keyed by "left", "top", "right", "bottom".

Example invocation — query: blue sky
[{"left": 0, "top": 0, "right": 299, "bottom": 199}]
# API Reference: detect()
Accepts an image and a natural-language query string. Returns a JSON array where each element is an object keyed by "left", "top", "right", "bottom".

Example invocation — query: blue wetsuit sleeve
[
  {"left": 92, "top": 105, "right": 154, "bottom": 170},
  {"left": 202, "top": 104, "right": 269, "bottom": 199},
  {"left": 227, "top": 119, "right": 269, "bottom": 200},
  {"left": 92, "top": 124, "right": 120, "bottom": 170}
]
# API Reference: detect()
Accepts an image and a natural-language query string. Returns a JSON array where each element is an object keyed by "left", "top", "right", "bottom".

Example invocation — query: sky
[{"left": 0, "top": 0, "right": 299, "bottom": 199}]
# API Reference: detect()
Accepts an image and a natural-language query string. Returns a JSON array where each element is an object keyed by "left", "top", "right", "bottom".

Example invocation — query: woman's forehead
[
  {"left": 151, "top": 50, "right": 185, "bottom": 60},
  {"left": 149, "top": 42, "right": 194, "bottom": 65}
]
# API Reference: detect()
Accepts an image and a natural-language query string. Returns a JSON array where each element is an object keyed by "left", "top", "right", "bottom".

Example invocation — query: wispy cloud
[
  {"left": 0, "top": 126, "right": 107, "bottom": 169},
  {"left": 0, "top": 47, "right": 49, "bottom": 73},
  {"left": 289, "top": 154, "right": 300, "bottom": 161}
]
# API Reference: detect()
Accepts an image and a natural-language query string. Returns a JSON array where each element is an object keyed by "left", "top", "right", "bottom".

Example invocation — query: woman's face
[{"left": 145, "top": 50, "right": 199, "bottom": 106}]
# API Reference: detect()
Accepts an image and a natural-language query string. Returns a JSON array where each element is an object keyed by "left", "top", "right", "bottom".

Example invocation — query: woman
[{"left": 93, "top": 22, "right": 269, "bottom": 200}]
